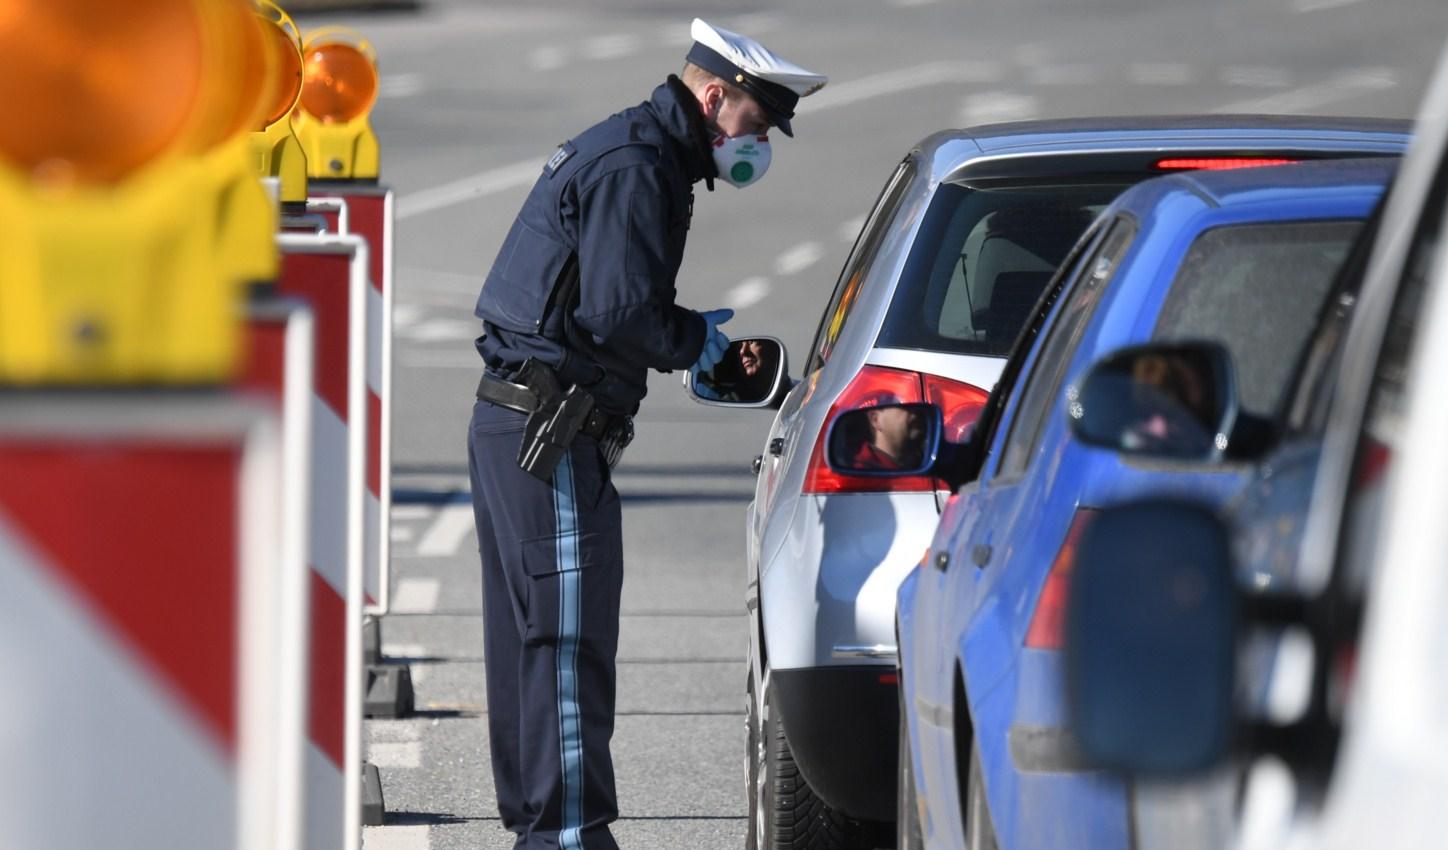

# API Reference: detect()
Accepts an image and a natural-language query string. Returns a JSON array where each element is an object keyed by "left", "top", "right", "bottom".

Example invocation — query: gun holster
[{"left": 514, "top": 359, "right": 596, "bottom": 483}]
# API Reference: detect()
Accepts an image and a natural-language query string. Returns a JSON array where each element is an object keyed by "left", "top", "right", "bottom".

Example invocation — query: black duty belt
[{"left": 476, "top": 372, "right": 630, "bottom": 444}]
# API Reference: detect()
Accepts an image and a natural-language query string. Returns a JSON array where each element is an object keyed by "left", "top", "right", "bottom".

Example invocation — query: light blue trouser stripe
[{"left": 554, "top": 455, "right": 585, "bottom": 850}]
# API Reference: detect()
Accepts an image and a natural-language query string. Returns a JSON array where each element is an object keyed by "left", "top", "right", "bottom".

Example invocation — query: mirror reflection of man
[
  {"left": 466, "top": 18, "right": 824, "bottom": 850},
  {"left": 850, "top": 397, "right": 926, "bottom": 470},
  {"left": 695, "top": 338, "right": 779, "bottom": 402}
]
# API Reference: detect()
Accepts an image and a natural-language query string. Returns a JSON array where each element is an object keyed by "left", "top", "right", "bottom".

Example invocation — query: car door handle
[
  {"left": 768, "top": 438, "right": 785, "bottom": 456},
  {"left": 752, "top": 454, "right": 764, "bottom": 475},
  {"left": 971, "top": 544, "right": 992, "bottom": 568}
]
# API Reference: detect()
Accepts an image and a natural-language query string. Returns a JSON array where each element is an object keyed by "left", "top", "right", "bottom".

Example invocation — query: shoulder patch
[{"left": 544, "top": 142, "right": 576, "bottom": 177}]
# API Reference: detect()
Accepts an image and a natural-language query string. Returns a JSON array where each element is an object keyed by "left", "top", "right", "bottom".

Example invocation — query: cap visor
[{"left": 772, "top": 115, "right": 794, "bottom": 138}]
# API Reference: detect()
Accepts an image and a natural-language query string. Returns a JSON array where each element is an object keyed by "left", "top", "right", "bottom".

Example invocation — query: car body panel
[
  {"left": 900, "top": 159, "right": 1399, "bottom": 850},
  {"left": 747, "top": 120, "right": 1408, "bottom": 822}
]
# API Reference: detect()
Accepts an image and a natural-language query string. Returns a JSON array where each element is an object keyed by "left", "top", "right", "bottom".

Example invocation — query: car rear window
[
  {"left": 876, "top": 181, "right": 1134, "bottom": 356},
  {"left": 1152, "top": 219, "right": 1362, "bottom": 415}
]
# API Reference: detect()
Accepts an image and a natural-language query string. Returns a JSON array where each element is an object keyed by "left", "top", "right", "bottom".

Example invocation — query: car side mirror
[
  {"left": 824, "top": 402, "right": 942, "bottom": 477},
  {"left": 1068, "top": 341, "right": 1238, "bottom": 462},
  {"left": 684, "top": 337, "right": 789, "bottom": 408},
  {"left": 1064, "top": 500, "right": 1236, "bottom": 775}
]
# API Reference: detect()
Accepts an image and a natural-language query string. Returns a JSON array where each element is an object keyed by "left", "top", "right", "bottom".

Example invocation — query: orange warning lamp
[
  {"left": 185, "top": 0, "right": 273, "bottom": 151},
  {"left": 0, "top": 0, "right": 274, "bottom": 386},
  {"left": 0, "top": 0, "right": 204, "bottom": 187},
  {"left": 302, "top": 41, "right": 379, "bottom": 124},
  {"left": 249, "top": 1, "right": 309, "bottom": 206},
  {"left": 294, "top": 27, "right": 381, "bottom": 181}
]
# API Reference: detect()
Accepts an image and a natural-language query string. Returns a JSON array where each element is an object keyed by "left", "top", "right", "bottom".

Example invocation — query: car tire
[
  {"left": 965, "top": 739, "right": 999, "bottom": 850},
  {"left": 757, "top": 682, "right": 880, "bottom": 850},
  {"left": 897, "top": 686, "right": 925, "bottom": 850}
]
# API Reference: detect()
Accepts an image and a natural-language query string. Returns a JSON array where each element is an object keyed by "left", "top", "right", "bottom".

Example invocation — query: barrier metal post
[
  {"left": 276, "top": 232, "right": 370, "bottom": 850},
  {"left": 0, "top": 392, "right": 305, "bottom": 850},
  {"left": 311, "top": 185, "right": 394, "bottom": 621}
]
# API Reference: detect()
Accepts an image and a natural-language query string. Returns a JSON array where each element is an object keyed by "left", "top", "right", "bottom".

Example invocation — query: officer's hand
[
  {"left": 699, "top": 308, "right": 734, "bottom": 332},
  {"left": 692, "top": 377, "right": 722, "bottom": 400},
  {"left": 693, "top": 308, "right": 734, "bottom": 373}
]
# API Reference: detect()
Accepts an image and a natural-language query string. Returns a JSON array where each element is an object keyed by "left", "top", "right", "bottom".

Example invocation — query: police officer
[{"left": 466, "top": 18, "right": 825, "bottom": 850}]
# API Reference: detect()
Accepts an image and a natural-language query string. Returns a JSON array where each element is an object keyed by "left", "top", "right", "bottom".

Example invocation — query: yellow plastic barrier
[
  {"left": 251, "top": 1, "right": 309, "bottom": 206},
  {"left": 0, "top": 0, "right": 281, "bottom": 385},
  {"left": 294, "top": 27, "right": 381, "bottom": 181}
]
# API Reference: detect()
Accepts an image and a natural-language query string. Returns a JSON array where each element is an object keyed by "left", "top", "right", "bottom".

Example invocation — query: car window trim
[
  {"left": 992, "top": 214, "right": 1138, "bottom": 483},
  {"left": 805, "top": 157, "right": 916, "bottom": 375},
  {"left": 954, "top": 215, "right": 1113, "bottom": 487}
]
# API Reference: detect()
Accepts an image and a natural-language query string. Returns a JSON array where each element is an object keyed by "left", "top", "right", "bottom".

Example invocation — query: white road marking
[
  {"left": 724, "top": 277, "right": 771, "bottom": 311},
  {"left": 379, "top": 644, "right": 430, "bottom": 683},
  {"left": 368, "top": 718, "right": 422, "bottom": 742},
  {"left": 774, "top": 242, "right": 824, "bottom": 276},
  {"left": 401, "top": 60, "right": 1004, "bottom": 220},
  {"left": 379, "top": 73, "right": 425, "bottom": 98},
  {"left": 391, "top": 526, "right": 415, "bottom": 543},
  {"left": 363, "top": 826, "right": 431, "bottom": 850},
  {"left": 889, "top": 0, "right": 938, "bottom": 6},
  {"left": 1293, "top": 0, "right": 1363, "bottom": 10},
  {"left": 959, "top": 92, "right": 1040, "bottom": 126},
  {"left": 529, "top": 45, "right": 567, "bottom": 72},
  {"left": 391, "top": 504, "right": 434, "bottom": 521},
  {"left": 1220, "top": 65, "right": 1292, "bottom": 89},
  {"left": 417, "top": 504, "right": 475, "bottom": 556},
  {"left": 1025, "top": 63, "right": 1099, "bottom": 86},
  {"left": 839, "top": 216, "right": 866, "bottom": 243},
  {"left": 397, "top": 159, "right": 542, "bottom": 220},
  {"left": 1217, "top": 67, "right": 1396, "bottom": 113},
  {"left": 363, "top": 825, "right": 431, "bottom": 850},
  {"left": 396, "top": 350, "right": 482, "bottom": 370},
  {"left": 392, "top": 303, "right": 424, "bottom": 331},
  {"left": 397, "top": 318, "right": 479, "bottom": 343},
  {"left": 1128, "top": 62, "right": 1195, "bottom": 86},
  {"left": 583, "top": 34, "right": 640, "bottom": 61},
  {"left": 392, "top": 578, "right": 441, "bottom": 614},
  {"left": 658, "top": 23, "right": 694, "bottom": 47},
  {"left": 367, "top": 741, "right": 422, "bottom": 769},
  {"left": 799, "top": 60, "right": 1004, "bottom": 114}
]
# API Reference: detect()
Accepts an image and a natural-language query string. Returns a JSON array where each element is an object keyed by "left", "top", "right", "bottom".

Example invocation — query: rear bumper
[{"left": 772, "top": 666, "right": 899, "bottom": 822}]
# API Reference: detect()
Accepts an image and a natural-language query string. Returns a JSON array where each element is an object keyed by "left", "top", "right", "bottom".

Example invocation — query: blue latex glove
[{"left": 692, "top": 308, "right": 734, "bottom": 374}]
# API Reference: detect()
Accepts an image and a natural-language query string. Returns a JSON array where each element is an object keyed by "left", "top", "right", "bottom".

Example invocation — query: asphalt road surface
[{"left": 299, "top": 1, "right": 1448, "bottom": 848}]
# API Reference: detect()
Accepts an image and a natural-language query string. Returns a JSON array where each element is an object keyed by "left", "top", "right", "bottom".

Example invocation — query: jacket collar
[{"left": 651, "top": 75, "right": 719, "bottom": 191}]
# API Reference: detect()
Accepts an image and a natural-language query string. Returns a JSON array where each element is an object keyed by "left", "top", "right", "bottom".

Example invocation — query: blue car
[{"left": 879, "top": 158, "right": 1398, "bottom": 850}]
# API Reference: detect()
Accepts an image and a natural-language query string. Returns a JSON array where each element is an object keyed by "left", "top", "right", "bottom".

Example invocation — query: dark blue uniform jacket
[{"left": 474, "top": 76, "right": 717, "bottom": 415}]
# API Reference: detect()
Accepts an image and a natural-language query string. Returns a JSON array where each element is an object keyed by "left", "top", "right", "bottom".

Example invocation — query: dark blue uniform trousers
[{"left": 467, "top": 400, "right": 623, "bottom": 850}]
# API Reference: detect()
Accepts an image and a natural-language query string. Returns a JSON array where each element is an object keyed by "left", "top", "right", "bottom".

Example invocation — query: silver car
[{"left": 685, "top": 117, "right": 1413, "bottom": 850}]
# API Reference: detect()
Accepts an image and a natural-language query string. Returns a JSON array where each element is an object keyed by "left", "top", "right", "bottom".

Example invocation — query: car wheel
[
  {"left": 965, "top": 739, "right": 999, "bottom": 850},
  {"left": 897, "top": 685, "right": 925, "bottom": 850},
  {"left": 761, "top": 683, "right": 879, "bottom": 850}
]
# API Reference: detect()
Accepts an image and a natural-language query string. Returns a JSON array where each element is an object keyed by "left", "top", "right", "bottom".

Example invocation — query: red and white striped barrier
[
  {"left": 276, "top": 231, "right": 370, "bottom": 850},
  {"left": 0, "top": 392, "right": 307, "bottom": 850},
  {"left": 310, "top": 187, "right": 394, "bottom": 618}
]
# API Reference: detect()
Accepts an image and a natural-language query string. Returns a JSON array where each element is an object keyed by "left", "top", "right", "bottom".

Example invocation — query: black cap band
[{"left": 686, "top": 42, "right": 800, "bottom": 127}]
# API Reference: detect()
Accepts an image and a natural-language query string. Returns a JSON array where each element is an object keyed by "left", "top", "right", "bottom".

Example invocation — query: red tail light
[
  {"left": 802, "top": 366, "right": 988, "bottom": 494},
  {"left": 1154, "top": 157, "right": 1299, "bottom": 171},
  {"left": 1024, "top": 509, "right": 1097, "bottom": 650}
]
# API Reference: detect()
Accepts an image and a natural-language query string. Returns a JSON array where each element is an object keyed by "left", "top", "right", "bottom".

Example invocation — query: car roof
[
  {"left": 960, "top": 114, "right": 1411, "bottom": 151},
  {"left": 1113, "top": 157, "right": 1397, "bottom": 215},
  {"left": 912, "top": 115, "right": 1412, "bottom": 182}
]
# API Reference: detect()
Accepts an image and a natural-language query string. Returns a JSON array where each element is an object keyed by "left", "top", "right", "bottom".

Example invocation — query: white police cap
[{"left": 686, "top": 18, "right": 827, "bottom": 137}]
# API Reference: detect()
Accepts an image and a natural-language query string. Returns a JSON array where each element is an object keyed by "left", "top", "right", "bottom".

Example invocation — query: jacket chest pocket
[{"left": 477, "top": 218, "right": 574, "bottom": 333}]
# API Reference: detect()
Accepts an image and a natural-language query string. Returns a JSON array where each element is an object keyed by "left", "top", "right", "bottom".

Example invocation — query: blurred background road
[{"left": 301, "top": 1, "right": 1448, "bottom": 847}]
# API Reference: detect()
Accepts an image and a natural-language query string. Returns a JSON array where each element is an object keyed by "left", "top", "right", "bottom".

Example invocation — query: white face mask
[{"left": 711, "top": 133, "right": 771, "bottom": 188}]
